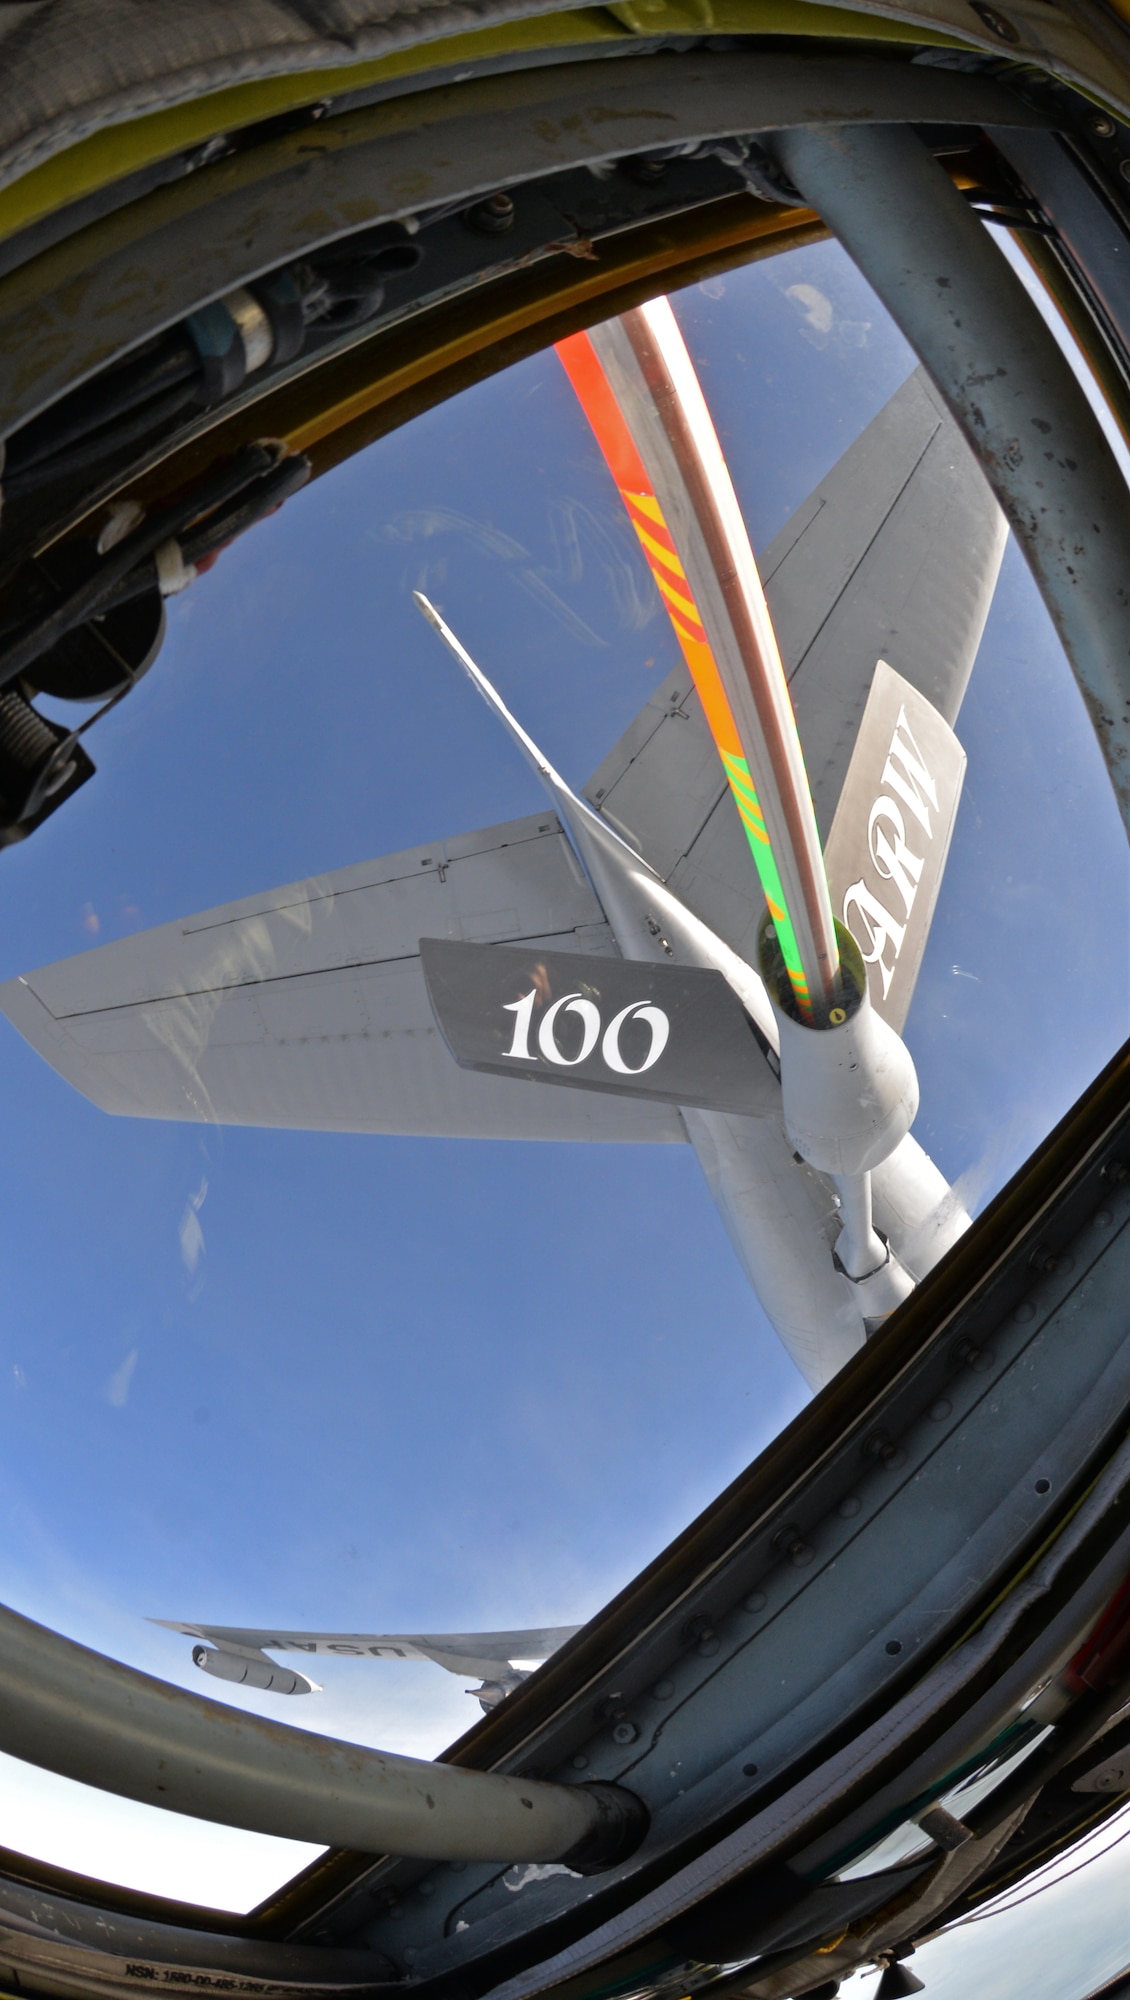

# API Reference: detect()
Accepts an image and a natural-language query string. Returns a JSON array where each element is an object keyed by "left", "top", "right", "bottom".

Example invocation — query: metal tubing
[
  {"left": 831, "top": 1171, "right": 885, "bottom": 1279},
  {"left": 584, "top": 303, "right": 840, "bottom": 1019},
  {"left": 0, "top": 1598, "right": 638, "bottom": 1864},
  {"left": 771, "top": 123, "right": 1130, "bottom": 824}
]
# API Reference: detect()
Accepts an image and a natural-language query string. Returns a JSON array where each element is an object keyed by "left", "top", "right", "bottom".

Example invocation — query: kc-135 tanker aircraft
[{"left": 0, "top": 300, "right": 1007, "bottom": 1707}]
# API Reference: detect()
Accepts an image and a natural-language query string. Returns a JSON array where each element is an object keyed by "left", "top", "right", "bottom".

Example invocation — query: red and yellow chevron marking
[{"left": 555, "top": 328, "right": 813, "bottom": 1020}]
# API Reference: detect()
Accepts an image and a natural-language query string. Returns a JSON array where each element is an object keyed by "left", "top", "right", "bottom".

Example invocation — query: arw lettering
[{"left": 843, "top": 699, "right": 935, "bottom": 1000}]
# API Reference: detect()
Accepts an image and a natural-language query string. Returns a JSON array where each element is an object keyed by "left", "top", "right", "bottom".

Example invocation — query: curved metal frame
[
  {"left": 0, "top": 0, "right": 1127, "bottom": 193},
  {"left": 773, "top": 120, "right": 1130, "bottom": 821},
  {"left": 0, "top": 55, "right": 1041, "bottom": 440},
  {"left": 1, "top": 12, "right": 1130, "bottom": 1998}
]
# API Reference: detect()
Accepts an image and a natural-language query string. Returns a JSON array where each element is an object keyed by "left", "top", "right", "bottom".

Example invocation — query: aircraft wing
[
  {"left": 155, "top": 1620, "right": 579, "bottom": 1671},
  {"left": 0, "top": 811, "right": 683, "bottom": 1142},
  {"left": 584, "top": 365, "right": 1007, "bottom": 974}
]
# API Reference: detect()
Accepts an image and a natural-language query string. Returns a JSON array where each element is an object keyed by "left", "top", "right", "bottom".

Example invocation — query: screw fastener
[{"left": 466, "top": 192, "right": 516, "bottom": 234}]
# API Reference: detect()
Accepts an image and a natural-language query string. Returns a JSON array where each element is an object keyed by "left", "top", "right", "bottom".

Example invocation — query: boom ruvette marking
[{"left": 556, "top": 303, "right": 839, "bottom": 1023}]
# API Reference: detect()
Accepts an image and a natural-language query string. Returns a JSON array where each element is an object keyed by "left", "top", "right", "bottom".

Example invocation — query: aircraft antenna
[
  {"left": 412, "top": 589, "right": 572, "bottom": 794},
  {"left": 557, "top": 302, "right": 840, "bottom": 1023}
]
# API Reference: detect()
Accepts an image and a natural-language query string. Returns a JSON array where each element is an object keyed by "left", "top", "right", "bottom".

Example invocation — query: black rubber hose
[
  {"left": 5, "top": 336, "right": 201, "bottom": 476},
  {"left": 179, "top": 453, "right": 311, "bottom": 563},
  {"left": 85, "top": 454, "right": 313, "bottom": 616},
  {"left": 2, "top": 379, "right": 202, "bottom": 500},
  {"left": 0, "top": 444, "right": 277, "bottom": 692}
]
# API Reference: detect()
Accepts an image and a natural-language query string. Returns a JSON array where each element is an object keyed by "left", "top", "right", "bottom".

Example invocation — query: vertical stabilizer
[{"left": 412, "top": 595, "right": 779, "bottom": 1047}]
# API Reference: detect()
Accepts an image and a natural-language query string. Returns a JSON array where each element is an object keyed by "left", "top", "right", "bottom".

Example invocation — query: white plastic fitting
[
  {"left": 757, "top": 919, "right": 919, "bottom": 1178},
  {"left": 832, "top": 1169, "right": 915, "bottom": 1321}
]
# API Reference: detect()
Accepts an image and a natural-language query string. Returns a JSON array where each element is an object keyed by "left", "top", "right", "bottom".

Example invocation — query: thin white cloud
[
  {"left": 105, "top": 1349, "right": 138, "bottom": 1407},
  {"left": 179, "top": 1177, "right": 208, "bottom": 1273}
]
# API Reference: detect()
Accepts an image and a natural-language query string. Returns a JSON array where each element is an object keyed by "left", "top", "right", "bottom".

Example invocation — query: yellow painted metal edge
[
  {"left": 0, "top": 9, "right": 625, "bottom": 248},
  {"left": 284, "top": 206, "right": 822, "bottom": 459},
  {"left": 59, "top": 195, "right": 820, "bottom": 541},
  {"left": 0, "top": 0, "right": 965, "bottom": 252},
  {"left": 40, "top": 156, "right": 1003, "bottom": 546},
  {"left": 605, "top": 0, "right": 960, "bottom": 42}
]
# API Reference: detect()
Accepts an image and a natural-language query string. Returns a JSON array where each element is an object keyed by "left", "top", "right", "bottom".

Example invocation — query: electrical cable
[
  {"left": 983, "top": 1807, "right": 1130, "bottom": 1910},
  {"left": 92, "top": 453, "right": 313, "bottom": 616},
  {"left": 0, "top": 456, "right": 306, "bottom": 823},
  {"left": 4, "top": 337, "right": 201, "bottom": 480},
  {"left": 0, "top": 443, "right": 281, "bottom": 690},
  {"left": 2, "top": 380, "right": 203, "bottom": 500},
  {"left": 178, "top": 452, "right": 312, "bottom": 563},
  {"left": 929, "top": 1803, "right": 1130, "bottom": 1937}
]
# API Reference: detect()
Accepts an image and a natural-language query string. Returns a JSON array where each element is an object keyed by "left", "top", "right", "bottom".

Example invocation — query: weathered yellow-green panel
[
  {"left": 605, "top": 0, "right": 958, "bottom": 44},
  {"left": 0, "top": 9, "right": 626, "bottom": 246}
]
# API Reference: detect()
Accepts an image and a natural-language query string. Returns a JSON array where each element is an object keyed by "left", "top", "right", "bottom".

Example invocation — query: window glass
[{"left": 0, "top": 238, "right": 1126, "bottom": 1908}]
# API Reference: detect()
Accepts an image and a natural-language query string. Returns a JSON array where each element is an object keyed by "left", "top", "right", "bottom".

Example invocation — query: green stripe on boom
[{"left": 721, "top": 752, "right": 810, "bottom": 1014}]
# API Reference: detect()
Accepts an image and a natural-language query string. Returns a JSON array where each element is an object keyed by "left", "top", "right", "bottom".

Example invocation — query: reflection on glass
[{"left": 0, "top": 238, "right": 1126, "bottom": 1907}]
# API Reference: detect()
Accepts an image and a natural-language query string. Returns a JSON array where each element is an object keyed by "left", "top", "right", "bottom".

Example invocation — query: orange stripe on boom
[
  {"left": 557, "top": 322, "right": 820, "bottom": 1022},
  {"left": 555, "top": 333, "right": 652, "bottom": 496},
  {"left": 555, "top": 331, "right": 744, "bottom": 769}
]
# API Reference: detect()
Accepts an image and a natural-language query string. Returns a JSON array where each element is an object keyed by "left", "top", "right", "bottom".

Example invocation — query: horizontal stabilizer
[
  {"left": 0, "top": 813, "right": 684, "bottom": 1145},
  {"left": 421, "top": 937, "right": 770, "bottom": 1116},
  {"left": 823, "top": 660, "right": 966, "bottom": 1029}
]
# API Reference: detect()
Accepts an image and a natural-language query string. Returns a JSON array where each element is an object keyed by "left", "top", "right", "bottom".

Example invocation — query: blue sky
[{"left": 0, "top": 237, "right": 1126, "bottom": 1952}]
